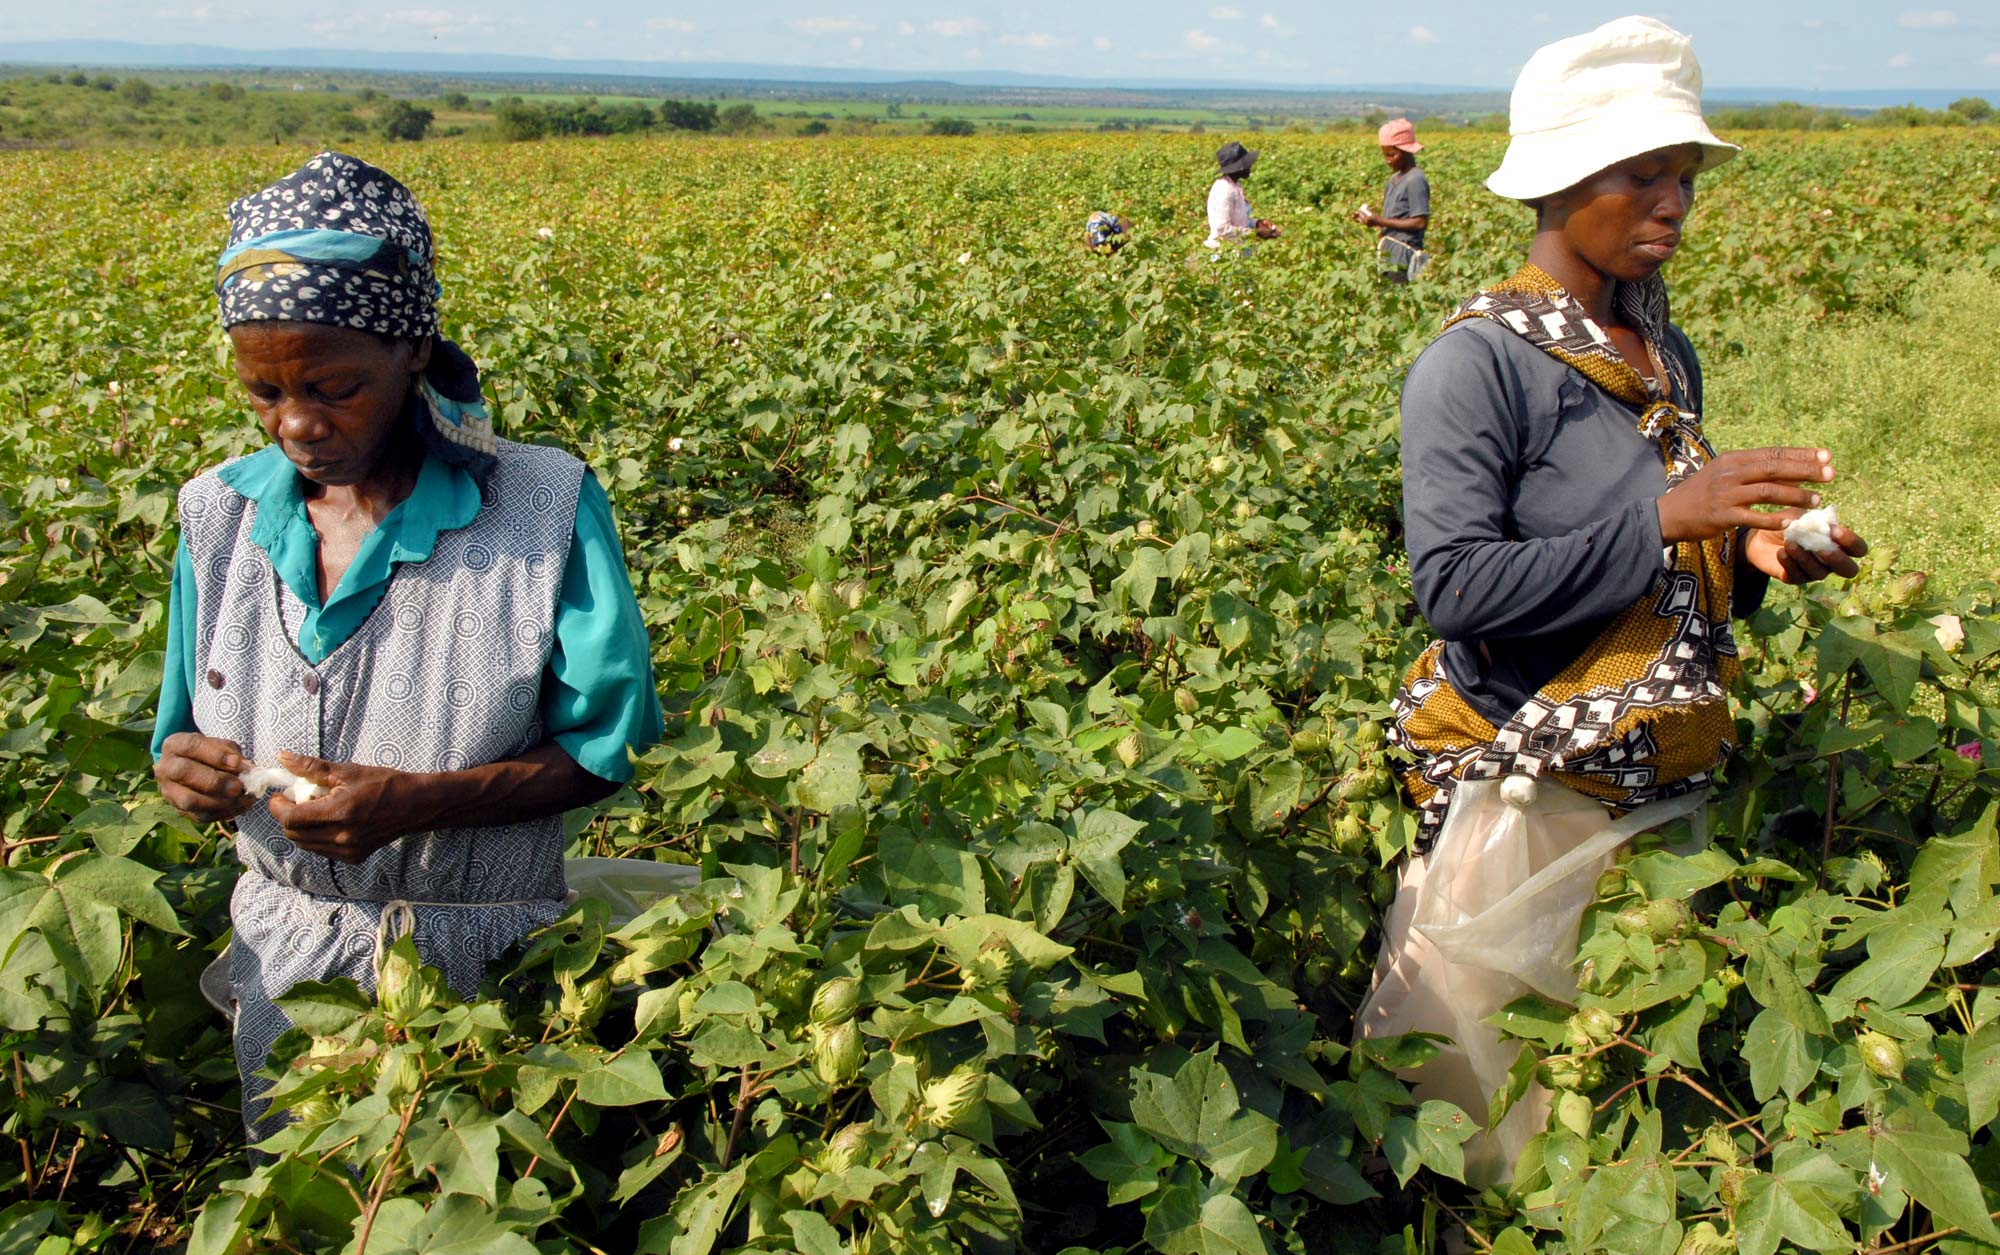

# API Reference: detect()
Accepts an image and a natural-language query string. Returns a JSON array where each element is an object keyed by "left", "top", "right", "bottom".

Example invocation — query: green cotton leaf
[
  {"left": 1208, "top": 591, "right": 1253, "bottom": 653},
  {"left": 1380, "top": 1100, "right": 1477, "bottom": 1186},
  {"left": 56, "top": 851, "right": 185, "bottom": 934},
  {"left": 1622, "top": 847, "right": 1739, "bottom": 900},
  {"left": 1830, "top": 917, "right": 1946, "bottom": 1011},
  {"left": 1964, "top": 1018, "right": 2000, "bottom": 1133},
  {"left": 1562, "top": 1159, "right": 1681, "bottom": 1255},
  {"left": 0, "top": 867, "right": 121, "bottom": 989},
  {"left": 1733, "top": 1171, "right": 1857, "bottom": 1255},
  {"left": 1490, "top": 1230, "right": 1539, "bottom": 1255},
  {"left": 1109, "top": 546, "right": 1164, "bottom": 615},
  {"left": 1246, "top": 758, "right": 1304, "bottom": 830},
  {"left": 795, "top": 742, "right": 864, "bottom": 811},
  {"left": 1911, "top": 806, "right": 2000, "bottom": 915},
  {"left": 1069, "top": 807, "right": 1142, "bottom": 909},
  {"left": 1141, "top": 1183, "right": 1271, "bottom": 1255},
  {"left": 746, "top": 738, "right": 816, "bottom": 779},
  {"left": 1487, "top": 995, "right": 1572, "bottom": 1049},
  {"left": 273, "top": 979, "right": 374, "bottom": 1035},
  {"left": 1127, "top": 1049, "right": 1278, "bottom": 1184},
  {"left": 784, "top": 1211, "right": 846, "bottom": 1255},
  {"left": 406, "top": 1095, "right": 504, "bottom": 1205},
  {"left": 1744, "top": 938, "right": 1834, "bottom": 1037},
  {"left": 1861, "top": 633, "right": 1923, "bottom": 713},
  {"left": 1191, "top": 724, "right": 1262, "bottom": 763},
  {"left": 575, "top": 1050, "right": 669, "bottom": 1107},
  {"left": 62, "top": 1080, "right": 175, "bottom": 1151},
  {"left": 1646, "top": 997, "right": 1708, "bottom": 1072},
  {"left": 1870, "top": 1100, "right": 2000, "bottom": 1245},
  {"left": 1743, "top": 1007, "right": 1826, "bottom": 1102},
  {"left": 374, "top": 1193, "right": 538, "bottom": 1255},
  {"left": 657, "top": 1163, "right": 747, "bottom": 1255},
  {"left": 876, "top": 835, "right": 985, "bottom": 916},
  {"left": 1488, "top": 1044, "right": 1540, "bottom": 1129}
]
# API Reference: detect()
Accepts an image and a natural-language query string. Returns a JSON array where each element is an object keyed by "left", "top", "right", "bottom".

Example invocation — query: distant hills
[{"left": 1, "top": 38, "right": 1989, "bottom": 111}]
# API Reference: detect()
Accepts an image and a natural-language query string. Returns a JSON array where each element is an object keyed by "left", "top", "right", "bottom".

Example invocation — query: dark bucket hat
[{"left": 1215, "top": 141, "right": 1258, "bottom": 176}]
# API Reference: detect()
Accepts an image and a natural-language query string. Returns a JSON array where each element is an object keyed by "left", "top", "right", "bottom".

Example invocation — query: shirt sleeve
[
  {"left": 1401, "top": 325, "right": 1669, "bottom": 642},
  {"left": 1667, "top": 324, "right": 1774, "bottom": 620},
  {"left": 1207, "top": 180, "right": 1250, "bottom": 240},
  {"left": 540, "top": 474, "right": 665, "bottom": 784},
  {"left": 1405, "top": 170, "right": 1430, "bottom": 219},
  {"left": 150, "top": 536, "right": 201, "bottom": 759}
]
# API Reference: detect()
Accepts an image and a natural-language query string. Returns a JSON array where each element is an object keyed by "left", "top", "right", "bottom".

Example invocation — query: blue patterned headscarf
[{"left": 217, "top": 151, "right": 497, "bottom": 481}]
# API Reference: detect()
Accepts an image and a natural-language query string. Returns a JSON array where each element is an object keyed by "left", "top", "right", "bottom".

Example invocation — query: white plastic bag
[{"left": 1357, "top": 777, "right": 1707, "bottom": 1186}]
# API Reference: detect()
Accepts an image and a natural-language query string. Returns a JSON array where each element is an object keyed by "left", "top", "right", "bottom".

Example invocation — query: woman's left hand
[
  {"left": 266, "top": 750, "right": 434, "bottom": 864},
  {"left": 1743, "top": 522, "right": 1868, "bottom": 585}
]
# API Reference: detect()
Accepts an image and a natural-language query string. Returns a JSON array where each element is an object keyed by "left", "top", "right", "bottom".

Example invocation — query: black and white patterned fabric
[{"left": 181, "top": 438, "right": 586, "bottom": 1137}]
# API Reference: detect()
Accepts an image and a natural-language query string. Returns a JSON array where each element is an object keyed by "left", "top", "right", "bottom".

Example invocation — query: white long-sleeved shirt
[{"left": 1205, "top": 176, "right": 1252, "bottom": 249}]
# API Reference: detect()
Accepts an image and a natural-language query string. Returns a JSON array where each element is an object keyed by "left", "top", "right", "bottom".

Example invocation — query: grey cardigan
[{"left": 1399, "top": 316, "right": 1768, "bottom": 726}]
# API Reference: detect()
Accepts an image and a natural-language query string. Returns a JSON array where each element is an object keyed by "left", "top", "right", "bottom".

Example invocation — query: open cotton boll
[
  {"left": 239, "top": 765, "right": 327, "bottom": 803},
  {"left": 1783, "top": 505, "right": 1843, "bottom": 557}
]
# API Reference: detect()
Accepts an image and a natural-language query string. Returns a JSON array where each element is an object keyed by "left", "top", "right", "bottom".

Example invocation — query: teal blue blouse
[{"left": 152, "top": 445, "right": 664, "bottom": 783}]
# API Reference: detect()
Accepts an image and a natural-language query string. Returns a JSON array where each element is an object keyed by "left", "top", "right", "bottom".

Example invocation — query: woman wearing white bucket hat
[{"left": 1358, "top": 16, "right": 1868, "bottom": 1185}]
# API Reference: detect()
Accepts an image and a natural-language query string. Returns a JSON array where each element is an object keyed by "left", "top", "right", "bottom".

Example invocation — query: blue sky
[{"left": 6, "top": 1, "right": 1998, "bottom": 89}]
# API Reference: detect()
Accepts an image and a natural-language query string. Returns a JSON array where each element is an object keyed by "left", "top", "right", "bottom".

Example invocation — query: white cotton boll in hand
[
  {"left": 239, "top": 765, "right": 327, "bottom": 803},
  {"left": 1783, "top": 505, "right": 1843, "bottom": 557},
  {"left": 1500, "top": 774, "right": 1538, "bottom": 809}
]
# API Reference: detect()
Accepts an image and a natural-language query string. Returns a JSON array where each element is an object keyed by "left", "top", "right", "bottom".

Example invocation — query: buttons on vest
[
  {"left": 207, "top": 669, "right": 225, "bottom": 690},
  {"left": 301, "top": 672, "right": 321, "bottom": 696}
]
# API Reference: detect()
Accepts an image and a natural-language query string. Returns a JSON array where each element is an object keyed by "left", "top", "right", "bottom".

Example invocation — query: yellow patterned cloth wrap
[{"left": 1389, "top": 264, "right": 1738, "bottom": 848}]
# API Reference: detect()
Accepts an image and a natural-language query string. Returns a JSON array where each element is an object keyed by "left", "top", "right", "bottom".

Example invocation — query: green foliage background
[{"left": 1, "top": 130, "right": 1999, "bottom": 1254}]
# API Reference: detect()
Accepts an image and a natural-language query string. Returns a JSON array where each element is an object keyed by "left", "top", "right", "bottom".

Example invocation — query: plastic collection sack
[
  {"left": 1357, "top": 776, "right": 1708, "bottom": 1186},
  {"left": 200, "top": 857, "right": 705, "bottom": 1023}
]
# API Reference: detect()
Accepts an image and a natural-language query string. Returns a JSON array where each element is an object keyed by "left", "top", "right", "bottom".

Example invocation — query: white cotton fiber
[
  {"left": 240, "top": 765, "right": 327, "bottom": 803},
  {"left": 1500, "top": 774, "right": 1539, "bottom": 809},
  {"left": 1783, "top": 505, "right": 1843, "bottom": 557}
]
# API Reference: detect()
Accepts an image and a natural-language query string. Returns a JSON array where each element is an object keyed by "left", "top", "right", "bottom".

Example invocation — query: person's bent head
[
  {"left": 1215, "top": 140, "right": 1257, "bottom": 181},
  {"left": 215, "top": 152, "right": 496, "bottom": 489},
  {"left": 1488, "top": 16, "right": 1737, "bottom": 283}
]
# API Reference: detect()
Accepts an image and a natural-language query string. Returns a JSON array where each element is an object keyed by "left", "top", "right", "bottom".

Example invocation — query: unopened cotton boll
[
  {"left": 1783, "top": 505, "right": 1843, "bottom": 557},
  {"left": 1500, "top": 774, "right": 1538, "bottom": 808},
  {"left": 239, "top": 765, "right": 327, "bottom": 803}
]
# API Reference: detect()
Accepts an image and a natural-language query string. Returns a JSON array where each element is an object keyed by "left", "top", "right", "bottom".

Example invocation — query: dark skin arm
[
  {"left": 154, "top": 733, "right": 618, "bottom": 864},
  {"left": 1656, "top": 446, "right": 1867, "bottom": 583},
  {"left": 1355, "top": 210, "right": 1428, "bottom": 232}
]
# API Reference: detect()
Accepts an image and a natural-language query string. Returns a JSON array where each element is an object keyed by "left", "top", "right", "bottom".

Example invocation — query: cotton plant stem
[
  {"left": 1867, "top": 1210, "right": 2000, "bottom": 1254},
  {"left": 352, "top": 1092, "right": 423, "bottom": 1255}
]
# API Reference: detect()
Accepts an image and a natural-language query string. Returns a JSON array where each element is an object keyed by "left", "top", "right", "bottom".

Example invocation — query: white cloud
[
  {"left": 646, "top": 17, "right": 695, "bottom": 33},
  {"left": 1184, "top": 28, "right": 1221, "bottom": 51},
  {"left": 898, "top": 20, "right": 915, "bottom": 35},
  {"left": 1094, "top": 35, "right": 1113, "bottom": 50},
  {"left": 1408, "top": 23, "right": 1438, "bottom": 43},
  {"left": 1987, "top": 50, "right": 2000, "bottom": 65},
  {"left": 1898, "top": 9, "right": 1957, "bottom": 28},
  {"left": 1209, "top": 5, "right": 1242, "bottom": 18},
  {"left": 1888, "top": 51, "right": 1916, "bottom": 66},
  {"left": 1534, "top": 11, "right": 1552, "bottom": 21},
  {"left": 849, "top": 35, "right": 863, "bottom": 48},
  {"left": 963, "top": 46, "right": 984, "bottom": 60},
  {"left": 789, "top": 16, "right": 872, "bottom": 35},
  {"left": 1001, "top": 31, "right": 1073, "bottom": 48},
  {"left": 1260, "top": 13, "right": 1280, "bottom": 29},
  {"left": 928, "top": 17, "right": 989, "bottom": 37}
]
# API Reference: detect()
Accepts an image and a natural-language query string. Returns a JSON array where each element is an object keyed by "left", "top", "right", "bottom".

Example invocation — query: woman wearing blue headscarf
[{"left": 150, "top": 152, "right": 663, "bottom": 1135}]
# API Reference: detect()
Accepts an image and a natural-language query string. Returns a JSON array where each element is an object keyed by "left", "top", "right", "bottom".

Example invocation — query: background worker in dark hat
[
  {"left": 1205, "top": 140, "right": 1280, "bottom": 251},
  {"left": 1354, "top": 118, "right": 1431, "bottom": 282}
]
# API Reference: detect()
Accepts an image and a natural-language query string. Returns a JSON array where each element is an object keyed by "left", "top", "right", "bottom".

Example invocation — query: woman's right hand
[
  {"left": 154, "top": 732, "right": 250, "bottom": 824},
  {"left": 1657, "top": 447, "right": 1835, "bottom": 544}
]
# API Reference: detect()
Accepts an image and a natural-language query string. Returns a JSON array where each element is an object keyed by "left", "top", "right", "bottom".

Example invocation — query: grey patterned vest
[{"left": 180, "top": 439, "right": 586, "bottom": 1123}]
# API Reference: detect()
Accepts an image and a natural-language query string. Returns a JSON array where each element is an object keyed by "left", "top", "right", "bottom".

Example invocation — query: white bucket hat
[{"left": 1486, "top": 15, "right": 1739, "bottom": 202}]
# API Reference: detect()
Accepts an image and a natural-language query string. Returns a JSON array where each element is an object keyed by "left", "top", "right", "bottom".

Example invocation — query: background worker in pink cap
[{"left": 1353, "top": 117, "right": 1431, "bottom": 282}]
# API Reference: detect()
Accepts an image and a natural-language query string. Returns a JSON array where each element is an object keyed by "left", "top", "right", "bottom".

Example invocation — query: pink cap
[{"left": 1378, "top": 117, "right": 1424, "bottom": 152}]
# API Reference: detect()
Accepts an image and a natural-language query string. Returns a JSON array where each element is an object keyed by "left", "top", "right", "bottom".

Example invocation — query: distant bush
[
  {"left": 66, "top": 72, "right": 87, "bottom": 87},
  {"left": 91, "top": 76, "right": 115, "bottom": 92},
  {"left": 1949, "top": 95, "right": 1993, "bottom": 122},
  {"left": 118, "top": 79, "right": 153, "bottom": 106},
  {"left": 377, "top": 98, "right": 433, "bottom": 141},
  {"left": 493, "top": 97, "right": 548, "bottom": 141},
  {"left": 660, "top": 98, "right": 718, "bottom": 132},
  {"left": 440, "top": 91, "right": 470, "bottom": 110},
  {"left": 718, "top": 102, "right": 760, "bottom": 134},
  {"left": 929, "top": 117, "right": 976, "bottom": 136},
  {"left": 206, "top": 81, "right": 239, "bottom": 102},
  {"left": 802, "top": 119, "right": 829, "bottom": 136}
]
